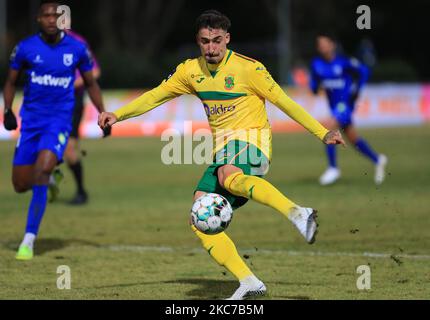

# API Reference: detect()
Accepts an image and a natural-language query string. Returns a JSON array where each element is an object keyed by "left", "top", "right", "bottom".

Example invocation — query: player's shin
[
  {"left": 25, "top": 185, "right": 48, "bottom": 238},
  {"left": 223, "top": 172, "right": 297, "bottom": 218},
  {"left": 326, "top": 144, "right": 337, "bottom": 168},
  {"left": 355, "top": 138, "right": 379, "bottom": 164},
  {"left": 17, "top": 185, "right": 48, "bottom": 260},
  {"left": 191, "top": 225, "right": 252, "bottom": 281}
]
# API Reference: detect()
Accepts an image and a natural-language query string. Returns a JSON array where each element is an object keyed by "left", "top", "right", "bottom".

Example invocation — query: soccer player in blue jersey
[
  {"left": 310, "top": 34, "right": 387, "bottom": 185},
  {"left": 2, "top": 2, "right": 106, "bottom": 260}
]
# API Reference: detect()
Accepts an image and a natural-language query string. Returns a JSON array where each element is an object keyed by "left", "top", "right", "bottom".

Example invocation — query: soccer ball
[{"left": 191, "top": 193, "right": 233, "bottom": 235}]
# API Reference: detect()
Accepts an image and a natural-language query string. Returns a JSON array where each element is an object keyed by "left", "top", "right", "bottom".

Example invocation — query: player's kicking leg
[
  {"left": 14, "top": 150, "right": 59, "bottom": 260},
  {"left": 191, "top": 191, "right": 267, "bottom": 300},
  {"left": 192, "top": 141, "right": 319, "bottom": 299},
  {"left": 219, "top": 165, "right": 319, "bottom": 244},
  {"left": 344, "top": 126, "right": 388, "bottom": 185}
]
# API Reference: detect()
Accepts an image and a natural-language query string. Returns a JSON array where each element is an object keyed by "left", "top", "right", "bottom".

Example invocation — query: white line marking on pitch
[{"left": 104, "top": 245, "right": 430, "bottom": 260}]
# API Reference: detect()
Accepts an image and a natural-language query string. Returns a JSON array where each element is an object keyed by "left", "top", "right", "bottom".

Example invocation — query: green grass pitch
[{"left": 0, "top": 125, "right": 429, "bottom": 299}]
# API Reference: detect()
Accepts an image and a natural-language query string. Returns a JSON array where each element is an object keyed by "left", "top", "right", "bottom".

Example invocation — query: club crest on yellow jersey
[{"left": 224, "top": 75, "right": 235, "bottom": 90}]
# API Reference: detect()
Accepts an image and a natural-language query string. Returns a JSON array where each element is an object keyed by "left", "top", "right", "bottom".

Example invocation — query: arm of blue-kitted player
[
  {"left": 2, "top": 68, "right": 19, "bottom": 131},
  {"left": 81, "top": 69, "right": 110, "bottom": 137}
]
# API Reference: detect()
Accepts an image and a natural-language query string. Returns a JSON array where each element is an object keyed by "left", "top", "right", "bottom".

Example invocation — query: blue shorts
[
  {"left": 13, "top": 123, "right": 71, "bottom": 166},
  {"left": 331, "top": 102, "right": 354, "bottom": 129}
]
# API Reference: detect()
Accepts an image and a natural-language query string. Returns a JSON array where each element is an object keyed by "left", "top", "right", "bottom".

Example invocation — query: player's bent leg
[
  {"left": 220, "top": 166, "right": 318, "bottom": 244},
  {"left": 34, "top": 150, "right": 59, "bottom": 185},
  {"left": 345, "top": 126, "right": 379, "bottom": 163},
  {"left": 190, "top": 224, "right": 266, "bottom": 300},
  {"left": 219, "top": 165, "right": 297, "bottom": 217},
  {"left": 35, "top": 149, "right": 63, "bottom": 203},
  {"left": 65, "top": 137, "right": 79, "bottom": 164},
  {"left": 12, "top": 165, "right": 34, "bottom": 193},
  {"left": 344, "top": 126, "right": 388, "bottom": 184},
  {"left": 16, "top": 150, "right": 57, "bottom": 261},
  {"left": 191, "top": 191, "right": 266, "bottom": 300},
  {"left": 65, "top": 137, "right": 88, "bottom": 205},
  {"left": 191, "top": 191, "right": 251, "bottom": 279}
]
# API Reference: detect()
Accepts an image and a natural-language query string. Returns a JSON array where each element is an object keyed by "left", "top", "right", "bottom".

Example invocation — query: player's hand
[
  {"left": 102, "top": 124, "right": 112, "bottom": 138},
  {"left": 98, "top": 112, "right": 117, "bottom": 138},
  {"left": 3, "top": 108, "right": 18, "bottom": 131},
  {"left": 98, "top": 112, "right": 117, "bottom": 129},
  {"left": 323, "top": 130, "right": 346, "bottom": 147}
]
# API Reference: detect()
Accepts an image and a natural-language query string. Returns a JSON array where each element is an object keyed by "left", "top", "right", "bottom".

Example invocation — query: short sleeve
[
  {"left": 9, "top": 44, "right": 25, "bottom": 71},
  {"left": 77, "top": 45, "right": 94, "bottom": 74}
]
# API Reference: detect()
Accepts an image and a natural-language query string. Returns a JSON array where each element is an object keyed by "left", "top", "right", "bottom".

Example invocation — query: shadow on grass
[
  {"left": 165, "top": 279, "right": 238, "bottom": 299},
  {"left": 3, "top": 238, "right": 99, "bottom": 255},
  {"left": 93, "top": 278, "right": 237, "bottom": 299},
  {"left": 93, "top": 278, "right": 311, "bottom": 300}
]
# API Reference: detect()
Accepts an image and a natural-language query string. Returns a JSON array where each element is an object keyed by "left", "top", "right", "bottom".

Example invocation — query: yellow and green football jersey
[{"left": 113, "top": 50, "right": 329, "bottom": 160}]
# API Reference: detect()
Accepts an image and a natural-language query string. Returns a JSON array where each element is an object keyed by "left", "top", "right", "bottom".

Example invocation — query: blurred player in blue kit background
[
  {"left": 310, "top": 34, "right": 387, "bottom": 186},
  {"left": 2, "top": 2, "right": 106, "bottom": 260},
  {"left": 63, "top": 29, "right": 102, "bottom": 205}
]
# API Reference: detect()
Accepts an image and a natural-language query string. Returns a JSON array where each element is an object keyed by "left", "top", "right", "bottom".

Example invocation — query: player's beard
[{"left": 206, "top": 54, "right": 222, "bottom": 64}]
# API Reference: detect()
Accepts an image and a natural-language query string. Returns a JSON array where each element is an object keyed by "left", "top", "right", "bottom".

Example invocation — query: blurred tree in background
[{"left": 0, "top": 0, "right": 428, "bottom": 88}]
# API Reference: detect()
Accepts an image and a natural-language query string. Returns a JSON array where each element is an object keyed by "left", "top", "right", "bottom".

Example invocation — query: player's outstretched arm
[
  {"left": 249, "top": 63, "right": 330, "bottom": 142},
  {"left": 109, "top": 60, "right": 193, "bottom": 124},
  {"left": 2, "top": 68, "right": 19, "bottom": 131}
]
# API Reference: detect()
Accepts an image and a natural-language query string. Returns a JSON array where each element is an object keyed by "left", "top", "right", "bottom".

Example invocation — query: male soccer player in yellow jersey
[{"left": 98, "top": 10, "right": 345, "bottom": 300}]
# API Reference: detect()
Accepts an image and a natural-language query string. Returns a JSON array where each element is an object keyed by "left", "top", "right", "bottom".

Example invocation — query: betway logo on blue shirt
[
  {"left": 30, "top": 72, "right": 73, "bottom": 89},
  {"left": 322, "top": 79, "right": 346, "bottom": 90}
]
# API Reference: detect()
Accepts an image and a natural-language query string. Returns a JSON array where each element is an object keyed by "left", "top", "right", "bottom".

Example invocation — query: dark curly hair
[{"left": 195, "top": 10, "right": 231, "bottom": 33}]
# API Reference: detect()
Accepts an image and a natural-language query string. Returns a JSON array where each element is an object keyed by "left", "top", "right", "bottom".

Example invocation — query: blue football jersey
[
  {"left": 310, "top": 55, "right": 369, "bottom": 109},
  {"left": 10, "top": 32, "right": 94, "bottom": 124}
]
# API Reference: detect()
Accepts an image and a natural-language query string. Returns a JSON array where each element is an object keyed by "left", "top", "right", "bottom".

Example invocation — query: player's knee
[
  {"left": 217, "top": 165, "right": 243, "bottom": 189},
  {"left": 13, "top": 180, "right": 30, "bottom": 193},
  {"left": 344, "top": 126, "right": 358, "bottom": 144},
  {"left": 64, "top": 145, "right": 72, "bottom": 161},
  {"left": 65, "top": 139, "right": 78, "bottom": 163},
  {"left": 33, "top": 164, "right": 54, "bottom": 183}
]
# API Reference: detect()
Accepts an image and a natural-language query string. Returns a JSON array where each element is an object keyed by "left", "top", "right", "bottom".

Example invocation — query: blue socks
[
  {"left": 326, "top": 144, "right": 337, "bottom": 168},
  {"left": 355, "top": 138, "right": 379, "bottom": 164},
  {"left": 25, "top": 185, "right": 48, "bottom": 235},
  {"left": 326, "top": 138, "right": 379, "bottom": 168}
]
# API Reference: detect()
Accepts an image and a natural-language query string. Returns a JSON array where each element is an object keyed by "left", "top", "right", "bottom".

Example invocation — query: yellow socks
[
  {"left": 191, "top": 173, "right": 298, "bottom": 281},
  {"left": 224, "top": 172, "right": 297, "bottom": 218},
  {"left": 191, "top": 225, "right": 252, "bottom": 281}
]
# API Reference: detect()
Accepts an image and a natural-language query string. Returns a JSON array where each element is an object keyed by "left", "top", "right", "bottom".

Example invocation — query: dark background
[{"left": 1, "top": 0, "right": 429, "bottom": 88}]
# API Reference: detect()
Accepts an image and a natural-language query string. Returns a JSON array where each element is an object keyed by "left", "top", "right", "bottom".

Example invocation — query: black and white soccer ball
[{"left": 191, "top": 193, "right": 233, "bottom": 235}]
